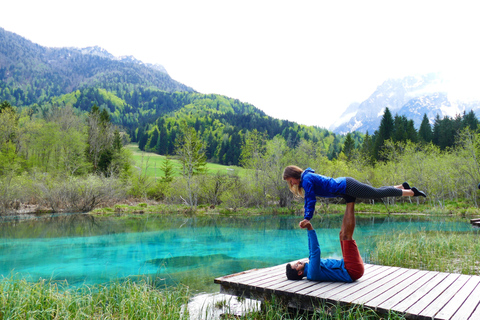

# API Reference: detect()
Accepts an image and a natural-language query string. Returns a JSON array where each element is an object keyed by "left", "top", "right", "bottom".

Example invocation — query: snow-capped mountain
[
  {"left": 329, "top": 73, "right": 480, "bottom": 134},
  {"left": 76, "top": 46, "right": 168, "bottom": 74}
]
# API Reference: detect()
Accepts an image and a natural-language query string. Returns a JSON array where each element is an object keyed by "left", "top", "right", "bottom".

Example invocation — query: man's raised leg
[
  {"left": 339, "top": 202, "right": 364, "bottom": 280},
  {"left": 339, "top": 202, "right": 355, "bottom": 241}
]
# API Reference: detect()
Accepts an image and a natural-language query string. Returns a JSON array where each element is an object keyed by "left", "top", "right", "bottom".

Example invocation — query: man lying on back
[{"left": 286, "top": 202, "right": 364, "bottom": 282}]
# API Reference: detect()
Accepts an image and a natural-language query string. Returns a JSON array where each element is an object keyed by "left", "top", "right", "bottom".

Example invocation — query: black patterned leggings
[{"left": 342, "top": 177, "right": 403, "bottom": 203}]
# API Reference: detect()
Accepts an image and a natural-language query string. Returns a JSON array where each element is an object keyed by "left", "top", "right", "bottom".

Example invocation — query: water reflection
[{"left": 0, "top": 214, "right": 474, "bottom": 293}]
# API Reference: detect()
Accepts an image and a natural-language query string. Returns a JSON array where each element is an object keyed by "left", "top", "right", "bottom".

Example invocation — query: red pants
[{"left": 341, "top": 240, "right": 364, "bottom": 281}]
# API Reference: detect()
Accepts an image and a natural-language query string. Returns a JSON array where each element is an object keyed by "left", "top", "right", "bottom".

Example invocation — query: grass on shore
[
  {"left": 369, "top": 230, "right": 480, "bottom": 275},
  {"left": 91, "top": 199, "right": 480, "bottom": 220},
  {"left": 0, "top": 276, "right": 407, "bottom": 320},
  {"left": 0, "top": 277, "right": 190, "bottom": 320}
]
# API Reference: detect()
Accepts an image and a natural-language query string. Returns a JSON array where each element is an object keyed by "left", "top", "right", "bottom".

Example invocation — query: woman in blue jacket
[{"left": 283, "top": 165, "right": 426, "bottom": 227}]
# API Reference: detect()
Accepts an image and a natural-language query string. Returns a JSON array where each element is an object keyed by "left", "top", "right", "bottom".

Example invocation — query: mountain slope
[{"left": 0, "top": 27, "right": 193, "bottom": 107}]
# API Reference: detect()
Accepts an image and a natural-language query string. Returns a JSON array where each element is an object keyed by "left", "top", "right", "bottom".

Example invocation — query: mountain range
[{"left": 329, "top": 73, "right": 480, "bottom": 134}]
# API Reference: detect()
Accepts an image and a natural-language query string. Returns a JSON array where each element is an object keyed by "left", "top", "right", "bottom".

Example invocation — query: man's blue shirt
[{"left": 303, "top": 229, "right": 353, "bottom": 282}]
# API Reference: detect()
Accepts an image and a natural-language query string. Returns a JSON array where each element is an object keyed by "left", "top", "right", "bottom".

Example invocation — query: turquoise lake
[{"left": 0, "top": 214, "right": 475, "bottom": 293}]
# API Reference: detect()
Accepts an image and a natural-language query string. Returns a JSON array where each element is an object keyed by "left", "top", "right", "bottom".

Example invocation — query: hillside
[
  {"left": 0, "top": 27, "right": 194, "bottom": 107},
  {"left": 0, "top": 27, "right": 357, "bottom": 165}
]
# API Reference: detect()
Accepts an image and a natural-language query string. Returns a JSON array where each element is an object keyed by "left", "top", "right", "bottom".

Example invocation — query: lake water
[{"left": 0, "top": 213, "right": 474, "bottom": 293}]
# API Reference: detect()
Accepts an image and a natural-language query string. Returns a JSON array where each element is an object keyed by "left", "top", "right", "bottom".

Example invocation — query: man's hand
[{"left": 299, "top": 219, "right": 313, "bottom": 230}]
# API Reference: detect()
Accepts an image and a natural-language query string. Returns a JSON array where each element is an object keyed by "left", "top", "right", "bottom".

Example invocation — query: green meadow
[{"left": 126, "top": 144, "right": 247, "bottom": 179}]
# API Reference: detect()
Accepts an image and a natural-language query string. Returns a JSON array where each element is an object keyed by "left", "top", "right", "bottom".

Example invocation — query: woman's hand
[{"left": 299, "top": 219, "right": 310, "bottom": 229}]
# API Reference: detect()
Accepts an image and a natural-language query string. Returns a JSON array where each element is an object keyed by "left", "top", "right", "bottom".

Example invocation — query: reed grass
[
  {"left": 0, "top": 276, "right": 407, "bottom": 320},
  {"left": 0, "top": 277, "right": 190, "bottom": 319},
  {"left": 369, "top": 230, "right": 480, "bottom": 275}
]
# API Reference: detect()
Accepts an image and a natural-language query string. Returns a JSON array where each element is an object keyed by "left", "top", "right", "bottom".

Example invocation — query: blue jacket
[
  {"left": 301, "top": 168, "right": 346, "bottom": 220},
  {"left": 304, "top": 229, "right": 353, "bottom": 282}
]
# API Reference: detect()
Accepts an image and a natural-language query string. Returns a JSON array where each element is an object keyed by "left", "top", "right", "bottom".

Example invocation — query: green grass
[
  {"left": 0, "top": 277, "right": 190, "bottom": 319},
  {"left": 90, "top": 201, "right": 448, "bottom": 219},
  {"left": 0, "top": 276, "right": 406, "bottom": 320},
  {"left": 369, "top": 230, "right": 480, "bottom": 274},
  {"left": 126, "top": 143, "right": 247, "bottom": 178}
]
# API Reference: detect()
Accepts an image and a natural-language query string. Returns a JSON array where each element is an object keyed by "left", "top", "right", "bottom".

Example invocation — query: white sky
[{"left": 3, "top": 0, "right": 480, "bottom": 129}]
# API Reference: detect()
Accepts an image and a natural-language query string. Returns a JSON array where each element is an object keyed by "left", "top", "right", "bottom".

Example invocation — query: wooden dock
[
  {"left": 215, "top": 262, "right": 480, "bottom": 319},
  {"left": 471, "top": 218, "right": 480, "bottom": 227}
]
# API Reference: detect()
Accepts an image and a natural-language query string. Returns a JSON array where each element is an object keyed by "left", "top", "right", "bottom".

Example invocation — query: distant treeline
[
  {"left": 358, "top": 107, "right": 479, "bottom": 163},
  {"left": 131, "top": 92, "right": 362, "bottom": 165}
]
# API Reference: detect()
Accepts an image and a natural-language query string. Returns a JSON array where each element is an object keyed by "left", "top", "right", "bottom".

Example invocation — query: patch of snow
[
  {"left": 377, "top": 107, "right": 385, "bottom": 117},
  {"left": 330, "top": 111, "right": 357, "bottom": 130},
  {"left": 349, "top": 118, "right": 363, "bottom": 132}
]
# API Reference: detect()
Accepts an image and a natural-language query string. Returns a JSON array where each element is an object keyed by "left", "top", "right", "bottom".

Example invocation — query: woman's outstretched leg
[{"left": 345, "top": 178, "right": 426, "bottom": 198}]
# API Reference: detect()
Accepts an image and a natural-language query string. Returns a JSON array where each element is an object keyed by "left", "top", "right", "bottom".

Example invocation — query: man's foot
[
  {"left": 402, "top": 182, "right": 411, "bottom": 189},
  {"left": 412, "top": 187, "right": 426, "bottom": 197}
]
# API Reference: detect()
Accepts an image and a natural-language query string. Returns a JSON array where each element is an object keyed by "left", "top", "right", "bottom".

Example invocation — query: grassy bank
[
  {"left": 0, "top": 277, "right": 190, "bottom": 319},
  {"left": 369, "top": 230, "right": 480, "bottom": 275},
  {"left": 90, "top": 200, "right": 480, "bottom": 219},
  {"left": 0, "top": 276, "right": 407, "bottom": 320}
]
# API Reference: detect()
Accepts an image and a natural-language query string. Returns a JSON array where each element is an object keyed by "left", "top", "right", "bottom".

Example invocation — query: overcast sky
[{"left": 3, "top": 0, "right": 480, "bottom": 129}]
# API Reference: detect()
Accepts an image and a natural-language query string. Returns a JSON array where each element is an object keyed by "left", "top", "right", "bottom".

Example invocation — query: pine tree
[
  {"left": 148, "top": 127, "right": 159, "bottom": 151},
  {"left": 161, "top": 156, "right": 174, "bottom": 182},
  {"left": 342, "top": 133, "right": 355, "bottom": 161},
  {"left": 360, "top": 131, "right": 374, "bottom": 165},
  {"left": 373, "top": 107, "right": 394, "bottom": 160},
  {"left": 418, "top": 114, "right": 432, "bottom": 143},
  {"left": 156, "top": 126, "right": 168, "bottom": 155},
  {"left": 463, "top": 110, "right": 479, "bottom": 131}
]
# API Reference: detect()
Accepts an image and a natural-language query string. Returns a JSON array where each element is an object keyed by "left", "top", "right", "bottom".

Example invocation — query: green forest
[
  {"left": 2, "top": 96, "right": 480, "bottom": 215},
  {"left": 2, "top": 27, "right": 480, "bottom": 216}
]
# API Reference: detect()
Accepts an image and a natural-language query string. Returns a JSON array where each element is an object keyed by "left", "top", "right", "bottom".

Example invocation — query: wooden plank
[
  {"left": 434, "top": 276, "right": 480, "bottom": 320},
  {"left": 217, "top": 264, "right": 283, "bottom": 284},
  {"left": 360, "top": 268, "right": 426, "bottom": 307},
  {"left": 450, "top": 279, "right": 480, "bottom": 320},
  {"left": 418, "top": 274, "right": 470, "bottom": 318},
  {"left": 295, "top": 280, "right": 344, "bottom": 296},
  {"left": 263, "top": 277, "right": 295, "bottom": 291},
  {"left": 467, "top": 299, "right": 480, "bottom": 320},
  {"left": 377, "top": 270, "right": 437, "bottom": 311},
  {"left": 283, "top": 280, "right": 326, "bottom": 295},
  {"left": 405, "top": 273, "right": 460, "bottom": 316},
  {"left": 241, "top": 270, "right": 285, "bottom": 286},
  {"left": 250, "top": 274, "right": 289, "bottom": 290},
  {"left": 324, "top": 266, "right": 402, "bottom": 302},
  {"left": 392, "top": 271, "right": 448, "bottom": 313},
  {"left": 334, "top": 268, "right": 410, "bottom": 304},
  {"left": 418, "top": 274, "right": 471, "bottom": 318}
]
